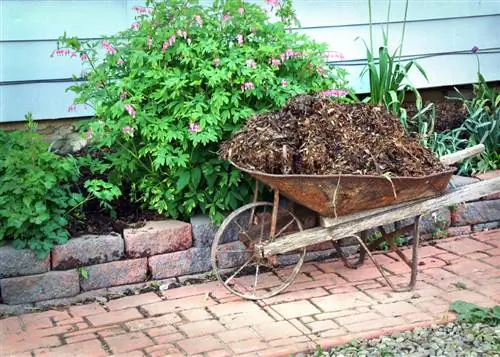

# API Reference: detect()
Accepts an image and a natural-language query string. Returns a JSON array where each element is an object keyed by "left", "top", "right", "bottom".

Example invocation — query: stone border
[{"left": 0, "top": 173, "right": 499, "bottom": 306}]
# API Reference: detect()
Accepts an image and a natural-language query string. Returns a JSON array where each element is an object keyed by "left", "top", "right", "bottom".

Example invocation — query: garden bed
[{"left": 0, "top": 172, "right": 499, "bottom": 308}]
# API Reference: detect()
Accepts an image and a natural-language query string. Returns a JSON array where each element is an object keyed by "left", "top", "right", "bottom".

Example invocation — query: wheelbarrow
[{"left": 210, "top": 144, "right": 500, "bottom": 300}]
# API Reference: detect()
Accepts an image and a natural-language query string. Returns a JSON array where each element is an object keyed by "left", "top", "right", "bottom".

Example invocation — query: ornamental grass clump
[{"left": 58, "top": 0, "right": 349, "bottom": 222}]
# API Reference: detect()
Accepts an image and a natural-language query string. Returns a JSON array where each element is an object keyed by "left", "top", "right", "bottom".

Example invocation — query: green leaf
[
  {"left": 191, "top": 167, "right": 202, "bottom": 189},
  {"left": 176, "top": 171, "right": 190, "bottom": 192}
]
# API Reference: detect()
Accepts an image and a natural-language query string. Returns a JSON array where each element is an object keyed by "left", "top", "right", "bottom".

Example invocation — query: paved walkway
[{"left": 1, "top": 229, "right": 499, "bottom": 357}]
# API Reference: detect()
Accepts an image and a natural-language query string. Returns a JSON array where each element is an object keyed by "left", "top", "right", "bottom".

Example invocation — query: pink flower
[
  {"left": 80, "top": 53, "right": 89, "bottom": 61},
  {"left": 147, "top": 36, "right": 152, "bottom": 50},
  {"left": 285, "top": 48, "right": 295, "bottom": 59},
  {"left": 132, "top": 6, "right": 151, "bottom": 14},
  {"left": 323, "top": 51, "right": 345, "bottom": 61},
  {"left": 214, "top": 58, "right": 220, "bottom": 67},
  {"left": 222, "top": 13, "right": 231, "bottom": 23},
  {"left": 120, "top": 91, "right": 127, "bottom": 100},
  {"left": 68, "top": 104, "right": 77, "bottom": 112},
  {"left": 85, "top": 128, "right": 93, "bottom": 140},
  {"left": 279, "top": 53, "right": 286, "bottom": 61},
  {"left": 322, "top": 89, "right": 348, "bottom": 97},
  {"left": 50, "top": 49, "right": 77, "bottom": 58},
  {"left": 168, "top": 35, "right": 176, "bottom": 46},
  {"left": 122, "top": 125, "right": 135, "bottom": 137},
  {"left": 316, "top": 66, "right": 329, "bottom": 77},
  {"left": 162, "top": 41, "right": 169, "bottom": 52},
  {"left": 281, "top": 79, "right": 288, "bottom": 87},
  {"left": 238, "top": 7, "right": 245, "bottom": 14},
  {"left": 236, "top": 34, "right": 244, "bottom": 45},
  {"left": 131, "top": 22, "right": 140, "bottom": 30},
  {"left": 270, "top": 58, "right": 281, "bottom": 67},
  {"left": 245, "top": 59, "right": 256, "bottom": 69},
  {"left": 124, "top": 104, "right": 136, "bottom": 118},
  {"left": 241, "top": 82, "right": 255, "bottom": 91},
  {"left": 194, "top": 15, "right": 203, "bottom": 27},
  {"left": 117, "top": 59, "right": 125, "bottom": 65},
  {"left": 265, "top": 0, "right": 280, "bottom": 6},
  {"left": 177, "top": 29, "right": 187, "bottom": 39},
  {"left": 189, "top": 123, "right": 201, "bottom": 133},
  {"left": 102, "top": 41, "right": 117, "bottom": 55}
]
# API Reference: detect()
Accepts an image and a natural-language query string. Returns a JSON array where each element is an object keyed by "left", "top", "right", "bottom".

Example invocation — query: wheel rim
[{"left": 211, "top": 202, "right": 305, "bottom": 300}]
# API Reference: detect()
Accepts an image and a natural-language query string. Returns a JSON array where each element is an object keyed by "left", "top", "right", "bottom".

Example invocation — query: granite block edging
[{"left": 0, "top": 173, "right": 498, "bottom": 305}]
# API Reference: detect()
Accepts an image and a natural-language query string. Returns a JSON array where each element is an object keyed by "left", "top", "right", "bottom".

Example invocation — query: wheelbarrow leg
[
  {"left": 333, "top": 231, "right": 368, "bottom": 269},
  {"left": 353, "top": 215, "right": 422, "bottom": 292}
]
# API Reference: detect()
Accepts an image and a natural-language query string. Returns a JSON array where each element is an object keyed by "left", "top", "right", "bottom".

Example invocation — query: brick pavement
[{"left": 1, "top": 229, "right": 499, "bottom": 357}]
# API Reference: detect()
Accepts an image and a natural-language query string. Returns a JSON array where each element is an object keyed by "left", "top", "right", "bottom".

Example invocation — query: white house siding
[{"left": 1, "top": 0, "right": 499, "bottom": 122}]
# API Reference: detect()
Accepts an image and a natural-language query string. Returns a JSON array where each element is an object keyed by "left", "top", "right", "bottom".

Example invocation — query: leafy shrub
[
  {"left": 450, "top": 300, "right": 500, "bottom": 326},
  {"left": 0, "top": 116, "right": 83, "bottom": 258},
  {"left": 57, "top": 0, "right": 349, "bottom": 222}
]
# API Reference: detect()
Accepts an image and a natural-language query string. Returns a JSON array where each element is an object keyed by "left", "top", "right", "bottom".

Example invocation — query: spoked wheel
[{"left": 211, "top": 202, "right": 305, "bottom": 300}]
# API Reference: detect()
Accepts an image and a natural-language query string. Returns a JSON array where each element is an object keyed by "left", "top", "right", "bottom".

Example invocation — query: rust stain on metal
[{"left": 233, "top": 161, "right": 454, "bottom": 218}]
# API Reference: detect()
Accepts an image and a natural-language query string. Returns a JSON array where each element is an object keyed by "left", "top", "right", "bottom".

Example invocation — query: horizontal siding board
[{"left": 0, "top": 82, "right": 94, "bottom": 122}]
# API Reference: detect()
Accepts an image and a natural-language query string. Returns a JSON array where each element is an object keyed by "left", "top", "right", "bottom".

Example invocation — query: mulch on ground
[{"left": 221, "top": 95, "right": 447, "bottom": 177}]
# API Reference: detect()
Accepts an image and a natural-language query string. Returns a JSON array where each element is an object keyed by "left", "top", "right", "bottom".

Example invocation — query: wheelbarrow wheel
[{"left": 211, "top": 202, "right": 305, "bottom": 300}]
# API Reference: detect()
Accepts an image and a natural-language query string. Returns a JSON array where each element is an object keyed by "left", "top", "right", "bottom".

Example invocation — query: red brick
[
  {"left": 371, "top": 301, "right": 421, "bottom": 317},
  {"left": 80, "top": 258, "right": 147, "bottom": 291},
  {"left": 34, "top": 338, "right": 106, "bottom": 356},
  {"left": 261, "top": 287, "right": 328, "bottom": 305},
  {"left": 444, "top": 259, "right": 494, "bottom": 276},
  {"left": 229, "top": 339, "right": 269, "bottom": 354},
  {"left": 161, "top": 280, "right": 226, "bottom": 299},
  {"left": 311, "top": 292, "right": 374, "bottom": 312},
  {"left": 257, "top": 342, "right": 315, "bottom": 357},
  {"left": 0, "top": 316, "right": 22, "bottom": 335},
  {"left": 30, "top": 324, "right": 77, "bottom": 337},
  {"left": 437, "top": 237, "right": 494, "bottom": 255},
  {"left": 104, "top": 331, "right": 154, "bottom": 354},
  {"left": 289, "top": 318, "right": 311, "bottom": 335},
  {"left": 177, "top": 335, "right": 225, "bottom": 355},
  {"left": 123, "top": 220, "right": 192, "bottom": 258},
  {"left": 142, "top": 294, "right": 217, "bottom": 316},
  {"left": 217, "top": 327, "right": 260, "bottom": 343},
  {"left": 271, "top": 300, "right": 320, "bottom": 319},
  {"left": 268, "top": 335, "right": 310, "bottom": 347},
  {"left": 126, "top": 314, "right": 181, "bottom": 331},
  {"left": 306, "top": 319, "right": 339, "bottom": 333},
  {"left": 219, "top": 309, "right": 275, "bottom": 329},
  {"left": 336, "top": 266, "right": 385, "bottom": 282},
  {"left": 106, "top": 292, "right": 161, "bottom": 311},
  {"left": 110, "top": 351, "right": 146, "bottom": 357},
  {"left": 51, "top": 233, "right": 124, "bottom": 270},
  {"left": 209, "top": 301, "right": 260, "bottom": 317},
  {"left": 345, "top": 317, "right": 404, "bottom": 333},
  {"left": 180, "top": 307, "right": 213, "bottom": 321},
  {"left": 56, "top": 316, "right": 84, "bottom": 326},
  {"left": 446, "top": 226, "right": 472, "bottom": 237},
  {"left": 0, "top": 271, "right": 79, "bottom": 304},
  {"left": 65, "top": 333, "right": 96, "bottom": 344},
  {"left": 69, "top": 303, "right": 106, "bottom": 317},
  {"left": 404, "top": 312, "right": 435, "bottom": 323},
  {"left": 435, "top": 252, "right": 461, "bottom": 263},
  {"left": 335, "top": 311, "right": 382, "bottom": 326},
  {"left": 482, "top": 255, "right": 500, "bottom": 267},
  {"left": 98, "top": 326, "right": 128, "bottom": 337},
  {"left": 315, "top": 309, "right": 357, "bottom": 320},
  {"left": 178, "top": 319, "right": 225, "bottom": 337},
  {"left": 146, "top": 343, "right": 183, "bottom": 356},
  {"left": 143, "top": 324, "right": 177, "bottom": 337},
  {"left": 152, "top": 332, "right": 184, "bottom": 344},
  {"left": 206, "top": 349, "right": 232, "bottom": 357},
  {"left": 2, "top": 334, "right": 61, "bottom": 355},
  {"left": 86, "top": 308, "right": 143, "bottom": 327},
  {"left": 253, "top": 321, "right": 303, "bottom": 340}
]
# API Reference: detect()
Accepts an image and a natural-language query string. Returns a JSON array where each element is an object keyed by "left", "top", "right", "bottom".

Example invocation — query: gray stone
[
  {"left": 0, "top": 245, "right": 50, "bottom": 278},
  {"left": 420, "top": 207, "right": 451, "bottom": 234},
  {"left": 0, "top": 271, "right": 79, "bottom": 304},
  {"left": 190, "top": 215, "right": 218, "bottom": 248},
  {"left": 472, "top": 221, "right": 500, "bottom": 232},
  {"left": 51, "top": 233, "right": 124, "bottom": 270},
  {"left": 79, "top": 259, "right": 147, "bottom": 291},
  {"left": 451, "top": 200, "right": 500, "bottom": 226},
  {"left": 148, "top": 248, "right": 212, "bottom": 279},
  {"left": 49, "top": 132, "right": 87, "bottom": 155},
  {"left": 446, "top": 175, "right": 479, "bottom": 191}
]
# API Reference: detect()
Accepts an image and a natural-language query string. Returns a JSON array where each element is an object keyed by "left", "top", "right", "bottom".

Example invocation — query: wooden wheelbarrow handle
[{"left": 439, "top": 144, "right": 485, "bottom": 166}]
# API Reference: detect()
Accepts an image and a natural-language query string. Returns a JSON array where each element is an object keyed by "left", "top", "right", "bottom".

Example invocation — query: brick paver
[{"left": 2, "top": 229, "right": 499, "bottom": 357}]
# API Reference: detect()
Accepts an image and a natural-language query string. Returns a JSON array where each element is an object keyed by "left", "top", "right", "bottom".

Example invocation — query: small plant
[
  {"left": 77, "top": 266, "right": 89, "bottom": 280},
  {"left": 0, "top": 114, "right": 83, "bottom": 259},
  {"left": 450, "top": 300, "right": 500, "bottom": 326},
  {"left": 57, "top": 0, "right": 349, "bottom": 223},
  {"left": 366, "top": 230, "right": 405, "bottom": 251}
]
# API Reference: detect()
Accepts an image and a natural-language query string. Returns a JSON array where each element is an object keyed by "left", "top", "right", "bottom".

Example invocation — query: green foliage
[
  {"left": 417, "top": 73, "right": 499, "bottom": 176},
  {"left": 77, "top": 266, "right": 89, "bottom": 280},
  {"left": 366, "top": 230, "right": 405, "bottom": 251},
  {"left": 360, "top": 0, "right": 427, "bottom": 125},
  {"left": 450, "top": 300, "right": 500, "bottom": 326},
  {"left": 58, "top": 0, "right": 349, "bottom": 222},
  {"left": 0, "top": 114, "right": 82, "bottom": 259}
]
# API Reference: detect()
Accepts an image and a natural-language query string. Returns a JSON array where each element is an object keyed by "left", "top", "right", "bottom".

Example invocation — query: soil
[
  {"left": 68, "top": 149, "right": 163, "bottom": 237},
  {"left": 220, "top": 94, "right": 448, "bottom": 176}
]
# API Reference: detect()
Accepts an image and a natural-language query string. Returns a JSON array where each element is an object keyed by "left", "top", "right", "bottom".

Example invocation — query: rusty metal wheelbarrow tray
[{"left": 231, "top": 161, "right": 455, "bottom": 218}]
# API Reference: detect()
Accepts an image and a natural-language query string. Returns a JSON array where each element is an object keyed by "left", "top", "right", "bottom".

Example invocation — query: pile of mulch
[{"left": 220, "top": 95, "right": 448, "bottom": 177}]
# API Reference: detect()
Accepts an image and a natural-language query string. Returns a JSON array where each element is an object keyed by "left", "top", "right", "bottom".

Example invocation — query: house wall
[{"left": 1, "top": 0, "right": 499, "bottom": 122}]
